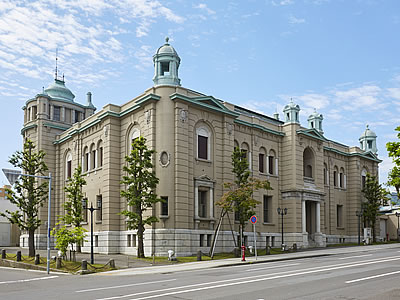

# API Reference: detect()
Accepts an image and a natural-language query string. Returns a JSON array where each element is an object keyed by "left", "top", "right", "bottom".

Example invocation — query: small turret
[
  {"left": 283, "top": 99, "right": 300, "bottom": 124},
  {"left": 359, "top": 125, "right": 377, "bottom": 154},
  {"left": 153, "top": 37, "right": 181, "bottom": 87},
  {"left": 307, "top": 109, "right": 323, "bottom": 134}
]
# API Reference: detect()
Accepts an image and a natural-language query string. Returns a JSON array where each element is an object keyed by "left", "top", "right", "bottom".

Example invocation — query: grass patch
[{"left": 1, "top": 254, "right": 115, "bottom": 273}]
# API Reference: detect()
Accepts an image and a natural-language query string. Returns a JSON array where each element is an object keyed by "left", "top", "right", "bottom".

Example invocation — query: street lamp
[
  {"left": 3, "top": 169, "right": 52, "bottom": 274},
  {"left": 277, "top": 207, "right": 288, "bottom": 250},
  {"left": 356, "top": 210, "right": 363, "bottom": 246},
  {"left": 82, "top": 197, "right": 102, "bottom": 264},
  {"left": 395, "top": 212, "right": 400, "bottom": 242}
]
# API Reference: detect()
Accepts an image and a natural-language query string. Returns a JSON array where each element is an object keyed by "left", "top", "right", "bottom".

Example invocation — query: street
[{"left": 1, "top": 245, "right": 400, "bottom": 299}]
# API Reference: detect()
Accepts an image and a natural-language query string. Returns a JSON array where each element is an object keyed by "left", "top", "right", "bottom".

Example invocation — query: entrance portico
[{"left": 302, "top": 191, "right": 324, "bottom": 247}]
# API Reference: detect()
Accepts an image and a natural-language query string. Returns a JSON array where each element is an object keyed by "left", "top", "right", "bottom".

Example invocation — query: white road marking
[
  {"left": 346, "top": 270, "right": 400, "bottom": 284},
  {"left": 76, "top": 279, "right": 177, "bottom": 293},
  {"left": 0, "top": 275, "right": 58, "bottom": 285},
  {"left": 96, "top": 256, "right": 400, "bottom": 300},
  {"left": 245, "top": 263, "right": 300, "bottom": 271},
  {"left": 339, "top": 254, "right": 372, "bottom": 260}
]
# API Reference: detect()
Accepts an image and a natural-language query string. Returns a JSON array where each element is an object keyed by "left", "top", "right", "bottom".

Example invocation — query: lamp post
[
  {"left": 2, "top": 169, "right": 52, "bottom": 274},
  {"left": 396, "top": 212, "right": 400, "bottom": 242},
  {"left": 356, "top": 210, "right": 363, "bottom": 246},
  {"left": 277, "top": 207, "right": 288, "bottom": 250},
  {"left": 82, "top": 197, "right": 102, "bottom": 264}
]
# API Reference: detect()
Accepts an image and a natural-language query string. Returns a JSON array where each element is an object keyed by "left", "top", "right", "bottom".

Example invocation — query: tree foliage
[
  {"left": 0, "top": 140, "right": 48, "bottom": 257},
  {"left": 120, "top": 137, "right": 161, "bottom": 258},
  {"left": 362, "top": 173, "right": 389, "bottom": 242},
  {"left": 216, "top": 147, "right": 272, "bottom": 247},
  {"left": 387, "top": 126, "right": 400, "bottom": 198},
  {"left": 52, "top": 165, "right": 87, "bottom": 254}
]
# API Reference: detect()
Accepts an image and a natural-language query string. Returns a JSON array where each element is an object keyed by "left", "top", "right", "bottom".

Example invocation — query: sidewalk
[
  {"left": 94, "top": 243, "right": 400, "bottom": 276},
  {"left": 3, "top": 243, "right": 399, "bottom": 276}
]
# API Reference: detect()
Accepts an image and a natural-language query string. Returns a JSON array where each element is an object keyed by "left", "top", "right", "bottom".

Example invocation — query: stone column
[
  {"left": 194, "top": 185, "right": 199, "bottom": 219},
  {"left": 50, "top": 105, "right": 54, "bottom": 120},
  {"left": 209, "top": 187, "right": 214, "bottom": 218},
  {"left": 316, "top": 202, "right": 321, "bottom": 233},
  {"left": 61, "top": 107, "right": 65, "bottom": 122},
  {"left": 302, "top": 200, "right": 306, "bottom": 233},
  {"left": 275, "top": 158, "right": 279, "bottom": 175}
]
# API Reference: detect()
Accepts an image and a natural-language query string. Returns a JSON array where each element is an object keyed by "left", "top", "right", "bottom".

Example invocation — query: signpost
[{"left": 250, "top": 215, "right": 257, "bottom": 260}]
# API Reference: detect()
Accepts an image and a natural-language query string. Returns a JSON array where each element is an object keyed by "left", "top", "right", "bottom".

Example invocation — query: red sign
[{"left": 250, "top": 215, "right": 257, "bottom": 224}]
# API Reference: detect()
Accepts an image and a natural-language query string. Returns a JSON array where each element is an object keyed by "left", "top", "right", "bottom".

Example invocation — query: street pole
[
  {"left": 396, "top": 212, "right": 400, "bottom": 242},
  {"left": 277, "top": 207, "right": 288, "bottom": 250},
  {"left": 47, "top": 173, "right": 51, "bottom": 274},
  {"left": 356, "top": 210, "right": 363, "bottom": 246},
  {"left": 82, "top": 199, "right": 101, "bottom": 265},
  {"left": 253, "top": 223, "right": 257, "bottom": 260}
]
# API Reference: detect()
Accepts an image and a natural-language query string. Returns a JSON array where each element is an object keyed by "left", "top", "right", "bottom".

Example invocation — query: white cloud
[
  {"left": 297, "top": 93, "right": 330, "bottom": 110},
  {"left": 271, "top": 0, "right": 294, "bottom": 6},
  {"left": 288, "top": 15, "right": 306, "bottom": 24},
  {"left": 194, "top": 3, "right": 216, "bottom": 15},
  {"left": 333, "top": 85, "right": 383, "bottom": 111},
  {"left": 387, "top": 88, "right": 400, "bottom": 100}
]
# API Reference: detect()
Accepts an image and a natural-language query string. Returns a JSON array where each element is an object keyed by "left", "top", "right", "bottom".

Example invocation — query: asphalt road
[{"left": 1, "top": 245, "right": 400, "bottom": 300}]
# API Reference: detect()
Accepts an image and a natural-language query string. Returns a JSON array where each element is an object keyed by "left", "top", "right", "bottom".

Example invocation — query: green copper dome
[
  {"left": 360, "top": 125, "right": 377, "bottom": 139},
  {"left": 44, "top": 79, "right": 75, "bottom": 102}
]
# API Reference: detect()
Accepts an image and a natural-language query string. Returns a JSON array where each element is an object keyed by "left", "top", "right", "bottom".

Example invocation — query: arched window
[
  {"left": 90, "top": 143, "right": 96, "bottom": 170},
  {"left": 241, "top": 142, "right": 250, "bottom": 169},
  {"left": 196, "top": 126, "right": 211, "bottom": 160},
  {"left": 259, "top": 147, "right": 267, "bottom": 173},
  {"left": 66, "top": 152, "right": 72, "bottom": 179},
  {"left": 234, "top": 140, "right": 239, "bottom": 150},
  {"left": 339, "top": 167, "right": 346, "bottom": 188},
  {"left": 303, "top": 148, "right": 315, "bottom": 178},
  {"left": 333, "top": 166, "right": 339, "bottom": 187},
  {"left": 361, "top": 168, "right": 368, "bottom": 189},
  {"left": 268, "top": 149, "right": 276, "bottom": 175},
  {"left": 323, "top": 163, "right": 328, "bottom": 185},
  {"left": 97, "top": 140, "right": 103, "bottom": 168},
  {"left": 83, "top": 146, "right": 89, "bottom": 172}
]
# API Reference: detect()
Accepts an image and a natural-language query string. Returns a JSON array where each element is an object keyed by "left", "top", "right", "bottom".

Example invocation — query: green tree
[
  {"left": 51, "top": 225, "right": 86, "bottom": 258},
  {"left": 362, "top": 173, "right": 389, "bottom": 242},
  {"left": 387, "top": 126, "right": 400, "bottom": 199},
  {"left": 120, "top": 137, "right": 161, "bottom": 258},
  {"left": 60, "top": 165, "right": 87, "bottom": 252},
  {"left": 216, "top": 147, "right": 272, "bottom": 249},
  {"left": 0, "top": 140, "right": 48, "bottom": 257}
]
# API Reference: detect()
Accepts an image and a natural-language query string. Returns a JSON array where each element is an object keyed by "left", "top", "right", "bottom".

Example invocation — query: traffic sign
[{"left": 250, "top": 215, "right": 257, "bottom": 224}]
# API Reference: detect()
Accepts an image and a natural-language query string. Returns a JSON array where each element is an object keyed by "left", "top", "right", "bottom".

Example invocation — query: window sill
[
  {"left": 336, "top": 227, "right": 345, "bottom": 230},
  {"left": 83, "top": 167, "right": 103, "bottom": 175},
  {"left": 262, "top": 222, "right": 275, "bottom": 226},
  {"left": 95, "top": 221, "right": 102, "bottom": 224},
  {"left": 195, "top": 217, "right": 215, "bottom": 222},
  {"left": 159, "top": 215, "right": 169, "bottom": 220},
  {"left": 195, "top": 158, "right": 212, "bottom": 164}
]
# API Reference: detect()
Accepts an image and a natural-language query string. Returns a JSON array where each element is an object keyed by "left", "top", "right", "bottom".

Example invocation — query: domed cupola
[
  {"left": 153, "top": 37, "right": 181, "bottom": 87},
  {"left": 307, "top": 109, "right": 323, "bottom": 134},
  {"left": 359, "top": 125, "right": 377, "bottom": 154},
  {"left": 283, "top": 99, "right": 300, "bottom": 124},
  {"left": 44, "top": 78, "right": 75, "bottom": 102}
]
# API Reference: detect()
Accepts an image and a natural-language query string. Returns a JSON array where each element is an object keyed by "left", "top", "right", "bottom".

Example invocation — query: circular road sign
[{"left": 250, "top": 215, "right": 257, "bottom": 224}]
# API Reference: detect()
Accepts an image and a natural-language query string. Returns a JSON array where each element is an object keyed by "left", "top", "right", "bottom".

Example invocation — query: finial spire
[
  {"left": 54, "top": 48, "right": 58, "bottom": 80},
  {"left": 165, "top": 36, "right": 169, "bottom": 44}
]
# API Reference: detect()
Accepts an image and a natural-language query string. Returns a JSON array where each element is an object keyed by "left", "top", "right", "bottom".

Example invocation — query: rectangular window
[
  {"left": 339, "top": 173, "right": 344, "bottom": 188},
  {"left": 235, "top": 202, "right": 240, "bottom": 221},
  {"left": 199, "top": 190, "right": 207, "bottom": 218},
  {"left": 200, "top": 234, "right": 204, "bottom": 247},
  {"left": 324, "top": 168, "right": 327, "bottom": 185},
  {"left": 161, "top": 196, "right": 168, "bottom": 216},
  {"left": 95, "top": 235, "right": 99, "bottom": 247},
  {"left": 74, "top": 111, "right": 80, "bottom": 123},
  {"left": 259, "top": 153, "right": 265, "bottom": 173},
  {"left": 132, "top": 234, "right": 136, "bottom": 247},
  {"left": 337, "top": 205, "right": 343, "bottom": 227},
  {"left": 268, "top": 156, "right": 274, "bottom": 174},
  {"left": 82, "top": 199, "right": 88, "bottom": 223},
  {"left": 32, "top": 106, "right": 37, "bottom": 120},
  {"left": 207, "top": 234, "right": 212, "bottom": 247},
  {"left": 65, "top": 108, "right": 71, "bottom": 123},
  {"left": 85, "top": 153, "right": 89, "bottom": 172},
  {"left": 198, "top": 135, "right": 208, "bottom": 159},
  {"left": 53, "top": 106, "right": 61, "bottom": 121},
  {"left": 127, "top": 234, "right": 131, "bottom": 247},
  {"left": 96, "top": 195, "right": 102, "bottom": 222},
  {"left": 362, "top": 175, "right": 366, "bottom": 189},
  {"left": 333, "top": 171, "right": 337, "bottom": 187},
  {"left": 161, "top": 62, "right": 170, "bottom": 75},
  {"left": 263, "top": 195, "right": 272, "bottom": 223},
  {"left": 91, "top": 150, "right": 96, "bottom": 170},
  {"left": 67, "top": 160, "right": 72, "bottom": 179}
]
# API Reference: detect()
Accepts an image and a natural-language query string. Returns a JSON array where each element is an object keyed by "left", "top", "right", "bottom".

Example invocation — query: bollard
[
  {"left": 241, "top": 245, "right": 246, "bottom": 261},
  {"left": 81, "top": 259, "right": 87, "bottom": 271},
  {"left": 293, "top": 243, "right": 297, "bottom": 252},
  {"left": 56, "top": 257, "right": 62, "bottom": 269},
  {"left": 72, "top": 251, "right": 76, "bottom": 262},
  {"left": 266, "top": 246, "right": 271, "bottom": 255},
  {"left": 35, "top": 254, "right": 40, "bottom": 265},
  {"left": 1, "top": 249, "right": 6, "bottom": 259},
  {"left": 108, "top": 259, "right": 115, "bottom": 269},
  {"left": 16, "top": 251, "right": 22, "bottom": 262},
  {"left": 197, "top": 250, "right": 202, "bottom": 261}
]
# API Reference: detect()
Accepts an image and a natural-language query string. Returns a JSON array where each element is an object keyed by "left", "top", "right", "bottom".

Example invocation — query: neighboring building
[
  {"left": 20, "top": 39, "right": 381, "bottom": 255},
  {"left": 0, "top": 185, "right": 20, "bottom": 246}
]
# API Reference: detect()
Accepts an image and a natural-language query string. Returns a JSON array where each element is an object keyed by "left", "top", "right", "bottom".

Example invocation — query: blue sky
[{"left": 0, "top": 0, "right": 399, "bottom": 189}]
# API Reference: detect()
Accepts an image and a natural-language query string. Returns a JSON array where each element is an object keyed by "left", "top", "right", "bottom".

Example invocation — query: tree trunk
[
  {"left": 28, "top": 229, "right": 35, "bottom": 257},
  {"left": 76, "top": 242, "right": 81, "bottom": 253},
  {"left": 137, "top": 223, "right": 145, "bottom": 258}
]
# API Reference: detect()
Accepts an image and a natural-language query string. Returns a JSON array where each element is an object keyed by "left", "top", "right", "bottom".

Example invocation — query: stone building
[{"left": 20, "top": 39, "right": 381, "bottom": 255}]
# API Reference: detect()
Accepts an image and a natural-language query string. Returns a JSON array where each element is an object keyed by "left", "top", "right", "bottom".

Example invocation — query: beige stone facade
[{"left": 20, "top": 41, "right": 381, "bottom": 256}]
